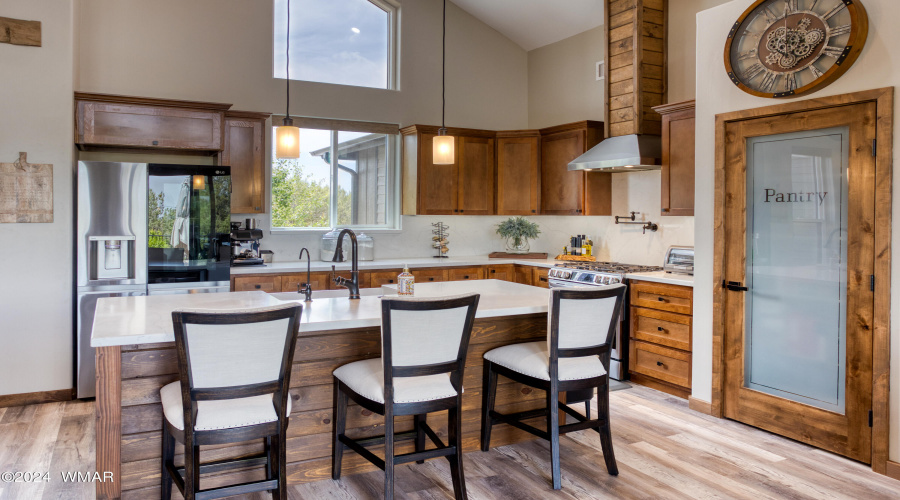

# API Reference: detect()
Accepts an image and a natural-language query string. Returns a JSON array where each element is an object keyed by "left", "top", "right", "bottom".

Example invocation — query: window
[
  {"left": 273, "top": 0, "right": 397, "bottom": 90},
  {"left": 270, "top": 124, "right": 399, "bottom": 230}
]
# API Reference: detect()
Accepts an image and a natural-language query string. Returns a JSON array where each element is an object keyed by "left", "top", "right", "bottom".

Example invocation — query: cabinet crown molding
[
  {"left": 74, "top": 92, "right": 233, "bottom": 111},
  {"left": 653, "top": 100, "right": 696, "bottom": 116}
]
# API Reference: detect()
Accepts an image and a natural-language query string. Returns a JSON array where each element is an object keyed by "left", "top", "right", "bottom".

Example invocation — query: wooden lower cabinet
[
  {"left": 628, "top": 280, "right": 693, "bottom": 399},
  {"left": 485, "top": 264, "right": 514, "bottom": 281},
  {"left": 412, "top": 268, "right": 448, "bottom": 283},
  {"left": 281, "top": 272, "right": 333, "bottom": 293},
  {"left": 533, "top": 267, "right": 550, "bottom": 288},
  {"left": 369, "top": 270, "right": 402, "bottom": 287},
  {"left": 232, "top": 275, "right": 281, "bottom": 292},
  {"left": 447, "top": 267, "right": 484, "bottom": 281},
  {"left": 514, "top": 265, "right": 534, "bottom": 286}
]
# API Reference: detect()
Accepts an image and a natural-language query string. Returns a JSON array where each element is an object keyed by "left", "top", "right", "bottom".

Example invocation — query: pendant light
[
  {"left": 432, "top": 0, "right": 455, "bottom": 165},
  {"left": 276, "top": 0, "right": 300, "bottom": 159}
]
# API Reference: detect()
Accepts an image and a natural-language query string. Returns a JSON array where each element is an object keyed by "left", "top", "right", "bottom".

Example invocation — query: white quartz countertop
[
  {"left": 91, "top": 280, "right": 549, "bottom": 347},
  {"left": 230, "top": 256, "right": 560, "bottom": 274},
  {"left": 626, "top": 271, "right": 694, "bottom": 287}
]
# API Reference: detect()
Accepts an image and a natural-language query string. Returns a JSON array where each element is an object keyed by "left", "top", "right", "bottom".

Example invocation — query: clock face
[{"left": 725, "top": 0, "right": 868, "bottom": 98}]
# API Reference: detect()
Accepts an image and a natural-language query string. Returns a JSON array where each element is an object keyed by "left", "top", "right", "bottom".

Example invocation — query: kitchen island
[{"left": 92, "top": 280, "right": 552, "bottom": 499}]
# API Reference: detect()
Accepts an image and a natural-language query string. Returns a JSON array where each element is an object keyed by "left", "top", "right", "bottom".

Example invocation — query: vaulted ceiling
[{"left": 452, "top": 0, "right": 605, "bottom": 51}]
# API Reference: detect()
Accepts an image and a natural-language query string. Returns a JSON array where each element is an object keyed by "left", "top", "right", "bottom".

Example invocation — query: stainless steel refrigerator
[
  {"left": 75, "top": 162, "right": 148, "bottom": 398},
  {"left": 75, "top": 162, "right": 232, "bottom": 398}
]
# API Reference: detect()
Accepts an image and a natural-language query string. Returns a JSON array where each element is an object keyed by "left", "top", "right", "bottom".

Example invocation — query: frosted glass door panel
[{"left": 745, "top": 127, "right": 848, "bottom": 413}]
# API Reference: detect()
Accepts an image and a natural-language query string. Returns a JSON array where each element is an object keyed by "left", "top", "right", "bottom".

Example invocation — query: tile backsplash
[{"left": 237, "top": 171, "right": 694, "bottom": 266}]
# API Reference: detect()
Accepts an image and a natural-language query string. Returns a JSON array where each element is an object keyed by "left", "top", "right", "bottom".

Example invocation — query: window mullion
[{"left": 330, "top": 130, "right": 339, "bottom": 227}]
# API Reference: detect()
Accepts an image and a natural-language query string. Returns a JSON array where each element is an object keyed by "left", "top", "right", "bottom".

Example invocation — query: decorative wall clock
[{"left": 724, "top": 0, "right": 868, "bottom": 98}]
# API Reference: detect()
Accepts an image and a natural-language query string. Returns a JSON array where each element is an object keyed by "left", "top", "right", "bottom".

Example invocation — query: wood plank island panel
[{"left": 111, "top": 314, "right": 549, "bottom": 497}]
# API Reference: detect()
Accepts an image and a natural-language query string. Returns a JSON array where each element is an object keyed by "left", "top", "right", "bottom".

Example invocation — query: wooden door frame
[{"left": 711, "top": 88, "right": 893, "bottom": 476}]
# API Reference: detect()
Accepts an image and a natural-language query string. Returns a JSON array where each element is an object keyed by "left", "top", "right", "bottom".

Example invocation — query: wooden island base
[{"left": 97, "top": 313, "right": 550, "bottom": 499}]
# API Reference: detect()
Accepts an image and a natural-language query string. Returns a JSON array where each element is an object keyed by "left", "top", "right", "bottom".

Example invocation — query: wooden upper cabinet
[
  {"left": 538, "top": 121, "right": 608, "bottom": 215},
  {"left": 401, "top": 125, "right": 495, "bottom": 216},
  {"left": 457, "top": 136, "right": 495, "bottom": 215},
  {"left": 75, "top": 92, "right": 229, "bottom": 150},
  {"left": 222, "top": 111, "right": 269, "bottom": 214},
  {"left": 496, "top": 131, "right": 540, "bottom": 215},
  {"left": 654, "top": 100, "right": 695, "bottom": 216}
]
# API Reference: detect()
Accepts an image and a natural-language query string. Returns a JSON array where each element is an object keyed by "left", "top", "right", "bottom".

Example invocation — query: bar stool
[
  {"left": 160, "top": 303, "right": 302, "bottom": 500},
  {"left": 331, "top": 294, "right": 480, "bottom": 500},
  {"left": 480, "top": 285, "right": 626, "bottom": 490}
]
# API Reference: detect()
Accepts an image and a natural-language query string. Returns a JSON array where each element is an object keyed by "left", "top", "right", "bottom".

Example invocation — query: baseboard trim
[
  {"left": 886, "top": 460, "right": 900, "bottom": 481},
  {"left": 688, "top": 396, "right": 714, "bottom": 416},
  {"left": 0, "top": 388, "right": 74, "bottom": 408}
]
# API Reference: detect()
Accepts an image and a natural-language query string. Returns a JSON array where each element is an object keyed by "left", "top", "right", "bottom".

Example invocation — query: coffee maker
[{"left": 230, "top": 222, "right": 264, "bottom": 266}]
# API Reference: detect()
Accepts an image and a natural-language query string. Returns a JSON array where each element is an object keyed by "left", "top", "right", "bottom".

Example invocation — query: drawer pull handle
[
  {"left": 389, "top": 279, "right": 394, "bottom": 283},
  {"left": 656, "top": 361, "right": 665, "bottom": 367},
  {"left": 657, "top": 297, "right": 667, "bottom": 302},
  {"left": 429, "top": 277, "right": 435, "bottom": 281},
  {"left": 254, "top": 284, "right": 261, "bottom": 289},
  {"left": 657, "top": 326, "right": 667, "bottom": 332}
]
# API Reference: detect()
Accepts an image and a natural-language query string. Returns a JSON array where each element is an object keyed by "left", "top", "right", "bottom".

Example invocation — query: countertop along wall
[
  {"left": 0, "top": 0, "right": 76, "bottom": 396},
  {"left": 694, "top": 0, "right": 900, "bottom": 462}
]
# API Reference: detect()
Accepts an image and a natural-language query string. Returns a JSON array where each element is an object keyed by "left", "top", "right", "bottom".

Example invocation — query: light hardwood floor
[{"left": 1, "top": 385, "right": 897, "bottom": 499}]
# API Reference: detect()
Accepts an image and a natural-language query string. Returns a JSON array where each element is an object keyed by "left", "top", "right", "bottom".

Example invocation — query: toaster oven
[{"left": 663, "top": 246, "right": 694, "bottom": 275}]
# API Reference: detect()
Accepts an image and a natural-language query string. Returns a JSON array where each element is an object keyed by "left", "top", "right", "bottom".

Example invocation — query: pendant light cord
[
  {"left": 441, "top": 0, "right": 446, "bottom": 131},
  {"left": 286, "top": 0, "right": 291, "bottom": 120}
]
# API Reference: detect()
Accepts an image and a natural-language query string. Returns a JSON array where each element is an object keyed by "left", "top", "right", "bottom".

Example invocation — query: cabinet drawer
[
  {"left": 370, "top": 270, "right": 401, "bottom": 287},
  {"left": 233, "top": 276, "right": 281, "bottom": 292},
  {"left": 281, "top": 272, "right": 332, "bottom": 292},
  {"left": 630, "top": 281, "right": 692, "bottom": 314},
  {"left": 412, "top": 268, "right": 448, "bottom": 283},
  {"left": 533, "top": 267, "right": 550, "bottom": 288},
  {"left": 630, "top": 340, "right": 691, "bottom": 389},
  {"left": 485, "top": 264, "right": 515, "bottom": 281},
  {"left": 447, "top": 267, "right": 484, "bottom": 281},
  {"left": 514, "top": 265, "right": 534, "bottom": 286},
  {"left": 77, "top": 101, "right": 223, "bottom": 150},
  {"left": 631, "top": 307, "right": 691, "bottom": 351}
]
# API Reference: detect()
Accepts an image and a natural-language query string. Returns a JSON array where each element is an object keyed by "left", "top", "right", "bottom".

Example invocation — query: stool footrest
[
  {"left": 195, "top": 479, "right": 278, "bottom": 500},
  {"left": 337, "top": 418, "right": 456, "bottom": 470},
  {"left": 489, "top": 410, "right": 549, "bottom": 440}
]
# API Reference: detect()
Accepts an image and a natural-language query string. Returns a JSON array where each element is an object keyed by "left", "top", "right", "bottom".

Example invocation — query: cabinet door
[
  {"left": 281, "top": 272, "right": 332, "bottom": 293},
  {"left": 223, "top": 117, "right": 265, "bottom": 213},
  {"left": 514, "top": 265, "right": 534, "bottom": 286},
  {"left": 661, "top": 107, "right": 696, "bottom": 216},
  {"left": 497, "top": 135, "right": 540, "bottom": 215},
  {"left": 540, "top": 130, "right": 585, "bottom": 215},
  {"left": 412, "top": 268, "right": 448, "bottom": 283},
  {"left": 457, "top": 136, "right": 495, "bottom": 215},
  {"left": 370, "top": 270, "right": 401, "bottom": 287},
  {"left": 485, "top": 264, "right": 514, "bottom": 281},
  {"left": 532, "top": 267, "right": 550, "bottom": 288},
  {"left": 418, "top": 134, "right": 458, "bottom": 215},
  {"left": 77, "top": 101, "right": 223, "bottom": 150},
  {"left": 447, "top": 267, "right": 484, "bottom": 281},
  {"left": 233, "top": 275, "right": 281, "bottom": 292}
]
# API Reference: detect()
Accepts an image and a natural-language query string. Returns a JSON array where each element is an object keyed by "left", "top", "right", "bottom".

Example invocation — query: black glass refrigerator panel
[{"left": 147, "top": 164, "right": 231, "bottom": 284}]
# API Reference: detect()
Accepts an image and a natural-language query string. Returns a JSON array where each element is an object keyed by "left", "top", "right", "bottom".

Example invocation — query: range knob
[
  {"left": 593, "top": 275, "right": 604, "bottom": 284},
  {"left": 549, "top": 269, "right": 557, "bottom": 278},
  {"left": 561, "top": 271, "right": 571, "bottom": 279},
  {"left": 609, "top": 277, "right": 621, "bottom": 284}
]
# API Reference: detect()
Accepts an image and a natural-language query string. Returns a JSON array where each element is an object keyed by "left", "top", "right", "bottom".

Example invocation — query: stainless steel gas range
[{"left": 548, "top": 261, "right": 662, "bottom": 381}]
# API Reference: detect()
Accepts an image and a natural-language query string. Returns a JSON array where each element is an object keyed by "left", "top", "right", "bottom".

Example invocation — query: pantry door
[{"left": 721, "top": 102, "right": 875, "bottom": 463}]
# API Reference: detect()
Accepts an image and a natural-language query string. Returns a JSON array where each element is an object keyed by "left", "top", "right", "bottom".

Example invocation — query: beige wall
[
  {"left": 694, "top": 0, "right": 900, "bottom": 461},
  {"left": 667, "top": 0, "right": 732, "bottom": 102},
  {"left": 527, "top": 25, "right": 605, "bottom": 129},
  {"left": 0, "top": 0, "right": 76, "bottom": 395},
  {"left": 76, "top": 0, "right": 528, "bottom": 131}
]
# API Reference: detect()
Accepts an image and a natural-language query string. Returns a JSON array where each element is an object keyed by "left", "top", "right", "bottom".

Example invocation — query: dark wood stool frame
[
  {"left": 332, "top": 294, "right": 480, "bottom": 500},
  {"left": 480, "top": 286, "right": 625, "bottom": 490},
  {"left": 161, "top": 305, "right": 302, "bottom": 500}
]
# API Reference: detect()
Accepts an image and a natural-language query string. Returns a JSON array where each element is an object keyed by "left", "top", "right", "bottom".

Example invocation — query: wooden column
[
  {"left": 96, "top": 346, "right": 122, "bottom": 500},
  {"left": 605, "top": 0, "right": 667, "bottom": 137}
]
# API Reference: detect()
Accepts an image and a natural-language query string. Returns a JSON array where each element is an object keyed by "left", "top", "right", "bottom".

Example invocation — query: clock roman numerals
[
  {"left": 785, "top": 73, "right": 798, "bottom": 92},
  {"left": 742, "top": 63, "right": 766, "bottom": 81},
  {"left": 809, "top": 64, "right": 824, "bottom": 79},
  {"left": 760, "top": 71, "right": 778, "bottom": 92},
  {"left": 830, "top": 24, "right": 851, "bottom": 37},
  {"left": 823, "top": 2, "right": 846, "bottom": 21},
  {"left": 761, "top": 6, "right": 779, "bottom": 24},
  {"left": 823, "top": 45, "right": 844, "bottom": 58},
  {"left": 739, "top": 49, "right": 758, "bottom": 61},
  {"left": 785, "top": 0, "right": 799, "bottom": 15}
]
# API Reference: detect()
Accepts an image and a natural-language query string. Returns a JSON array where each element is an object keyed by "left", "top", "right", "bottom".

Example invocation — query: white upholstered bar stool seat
[
  {"left": 483, "top": 342, "right": 606, "bottom": 382},
  {"left": 160, "top": 382, "right": 292, "bottom": 431},
  {"left": 333, "top": 358, "right": 457, "bottom": 404}
]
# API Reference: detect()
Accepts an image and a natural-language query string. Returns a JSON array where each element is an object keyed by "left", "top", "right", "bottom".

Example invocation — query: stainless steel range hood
[{"left": 567, "top": 134, "right": 662, "bottom": 172}]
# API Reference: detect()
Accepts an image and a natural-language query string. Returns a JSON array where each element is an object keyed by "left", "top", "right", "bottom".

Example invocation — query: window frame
[
  {"left": 268, "top": 121, "right": 402, "bottom": 233},
  {"left": 272, "top": 0, "right": 400, "bottom": 91}
]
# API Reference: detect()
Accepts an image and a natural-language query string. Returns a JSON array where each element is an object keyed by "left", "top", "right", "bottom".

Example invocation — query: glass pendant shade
[
  {"left": 191, "top": 175, "right": 206, "bottom": 191},
  {"left": 275, "top": 123, "right": 300, "bottom": 159},
  {"left": 433, "top": 134, "right": 455, "bottom": 164}
]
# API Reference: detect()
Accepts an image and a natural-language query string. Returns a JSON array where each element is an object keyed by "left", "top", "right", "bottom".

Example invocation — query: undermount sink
[{"left": 271, "top": 287, "right": 389, "bottom": 301}]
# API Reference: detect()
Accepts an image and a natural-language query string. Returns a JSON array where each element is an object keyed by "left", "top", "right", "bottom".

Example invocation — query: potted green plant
[{"left": 496, "top": 217, "right": 541, "bottom": 254}]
